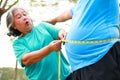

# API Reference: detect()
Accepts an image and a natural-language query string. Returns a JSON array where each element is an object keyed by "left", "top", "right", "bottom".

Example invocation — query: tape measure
[
  {"left": 58, "top": 38, "right": 118, "bottom": 80},
  {"left": 62, "top": 38, "right": 118, "bottom": 44},
  {"left": 58, "top": 51, "right": 61, "bottom": 80}
]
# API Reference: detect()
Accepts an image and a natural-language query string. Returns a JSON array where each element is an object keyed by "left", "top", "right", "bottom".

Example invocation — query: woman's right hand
[{"left": 49, "top": 40, "right": 62, "bottom": 52}]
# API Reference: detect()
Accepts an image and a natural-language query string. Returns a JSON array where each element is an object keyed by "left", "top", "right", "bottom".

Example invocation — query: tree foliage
[
  {"left": 0, "top": 67, "right": 27, "bottom": 80},
  {"left": 69, "top": 0, "right": 78, "bottom": 3}
]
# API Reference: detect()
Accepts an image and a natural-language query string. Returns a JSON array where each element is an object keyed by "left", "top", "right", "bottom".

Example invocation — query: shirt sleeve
[
  {"left": 70, "top": 7, "right": 74, "bottom": 15},
  {"left": 13, "top": 39, "right": 30, "bottom": 67},
  {"left": 38, "top": 22, "right": 61, "bottom": 40},
  {"left": 70, "top": 0, "right": 80, "bottom": 15}
]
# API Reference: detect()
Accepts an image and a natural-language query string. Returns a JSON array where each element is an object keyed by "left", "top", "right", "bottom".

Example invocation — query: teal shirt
[{"left": 13, "top": 22, "right": 71, "bottom": 80}]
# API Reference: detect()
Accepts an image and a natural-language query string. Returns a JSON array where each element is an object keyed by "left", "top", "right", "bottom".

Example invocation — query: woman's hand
[
  {"left": 58, "top": 29, "right": 67, "bottom": 40},
  {"left": 49, "top": 40, "right": 62, "bottom": 52}
]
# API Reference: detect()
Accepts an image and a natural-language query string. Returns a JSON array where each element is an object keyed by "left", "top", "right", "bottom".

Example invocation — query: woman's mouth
[{"left": 25, "top": 21, "right": 29, "bottom": 26}]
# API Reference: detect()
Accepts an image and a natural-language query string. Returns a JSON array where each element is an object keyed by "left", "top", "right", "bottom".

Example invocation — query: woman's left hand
[{"left": 58, "top": 29, "right": 67, "bottom": 40}]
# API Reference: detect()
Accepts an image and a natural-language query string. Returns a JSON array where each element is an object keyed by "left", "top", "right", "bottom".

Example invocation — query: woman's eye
[{"left": 17, "top": 15, "right": 21, "bottom": 19}]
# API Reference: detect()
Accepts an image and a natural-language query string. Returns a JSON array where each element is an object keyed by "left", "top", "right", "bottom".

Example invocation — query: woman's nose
[{"left": 23, "top": 16, "right": 27, "bottom": 20}]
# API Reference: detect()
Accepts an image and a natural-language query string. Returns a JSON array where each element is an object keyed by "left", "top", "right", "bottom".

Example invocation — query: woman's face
[{"left": 13, "top": 8, "right": 33, "bottom": 36}]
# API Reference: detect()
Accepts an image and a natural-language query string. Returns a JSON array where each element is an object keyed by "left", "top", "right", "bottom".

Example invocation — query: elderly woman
[{"left": 6, "top": 7, "right": 72, "bottom": 80}]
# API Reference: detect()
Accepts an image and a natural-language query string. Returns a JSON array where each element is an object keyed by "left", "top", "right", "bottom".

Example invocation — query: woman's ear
[{"left": 13, "top": 24, "right": 17, "bottom": 29}]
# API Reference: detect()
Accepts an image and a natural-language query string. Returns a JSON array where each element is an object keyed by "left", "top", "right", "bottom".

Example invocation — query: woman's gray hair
[{"left": 6, "top": 7, "right": 25, "bottom": 37}]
